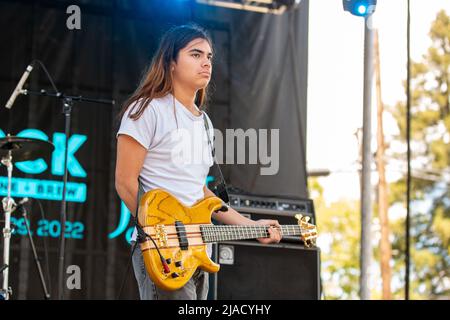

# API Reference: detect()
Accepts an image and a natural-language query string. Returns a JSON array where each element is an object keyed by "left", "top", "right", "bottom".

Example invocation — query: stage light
[
  {"left": 358, "top": 5, "right": 367, "bottom": 15},
  {"left": 342, "top": 0, "right": 377, "bottom": 17}
]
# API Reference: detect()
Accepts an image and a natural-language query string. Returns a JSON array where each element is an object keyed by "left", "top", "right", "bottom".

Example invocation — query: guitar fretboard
[{"left": 200, "top": 225, "right": 302, "bottom": 243}]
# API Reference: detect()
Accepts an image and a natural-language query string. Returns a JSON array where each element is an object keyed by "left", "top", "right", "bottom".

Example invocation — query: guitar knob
[
  {"left": 165, "top": 258, "right": 172, "bottom": 264},
  {"left": 171, "top": 272, "right": 180, "bottom": 278},
  {"left": 175, "top": 261, "right": 182, "bottom": 268}
]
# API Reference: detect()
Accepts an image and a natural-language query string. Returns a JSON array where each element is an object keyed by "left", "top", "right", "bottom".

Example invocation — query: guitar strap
[
  {"left": 133, "top": 178, "right": 147, "bottom": 244},
  {"left": 202, "top": 112, "right": 230, "bottom": 205}
]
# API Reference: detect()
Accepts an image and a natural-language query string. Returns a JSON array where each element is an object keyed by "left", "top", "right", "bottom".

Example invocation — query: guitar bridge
[{"left": 295, "top": 214, "right": 317, "bottom": 248}]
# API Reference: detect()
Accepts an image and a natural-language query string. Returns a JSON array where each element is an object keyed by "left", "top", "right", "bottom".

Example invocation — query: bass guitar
[{"left": 137, "top": 189, "right": 317, "bottom": 291}]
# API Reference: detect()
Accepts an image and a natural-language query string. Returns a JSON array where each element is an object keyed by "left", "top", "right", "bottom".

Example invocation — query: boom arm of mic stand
[{"left": 20, "top": 89, "right": 115, "bottom": 105}]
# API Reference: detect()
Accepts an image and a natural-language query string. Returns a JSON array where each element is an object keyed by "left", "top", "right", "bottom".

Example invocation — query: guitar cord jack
[
  {"left": 144, "top": 231, "right": 171, "bottom": 274},
  {"left": 135, "top": 220, "right": 171, "bottom": 274}
]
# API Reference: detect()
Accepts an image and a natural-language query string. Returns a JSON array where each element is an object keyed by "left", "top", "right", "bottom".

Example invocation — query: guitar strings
[
  {"left": 144, "top": 225, "right": 305, "bottom": 235},
  {"left": 143, "top": 226, "right": 308, "bottom": 239},
  {"left": 144, "top": 226, "right": 306, "bottom": 237}
]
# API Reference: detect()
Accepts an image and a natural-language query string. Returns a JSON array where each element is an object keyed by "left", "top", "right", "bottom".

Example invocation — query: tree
[
  {"left": 309, "top": 177, "right": 362, "bottom": 299},
  {"left": 388, "top": 9, "right": 450, "bottom": 299}
]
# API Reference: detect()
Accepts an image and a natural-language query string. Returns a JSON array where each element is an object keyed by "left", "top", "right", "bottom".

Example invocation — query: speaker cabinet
[{"left": 214, "top": 241, "right": 321, "bottom": 300}]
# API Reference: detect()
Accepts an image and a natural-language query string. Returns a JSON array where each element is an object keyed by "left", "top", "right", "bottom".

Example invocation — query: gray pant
[{"left": 131, "top": 241, "right": 209, "bottom": 300}]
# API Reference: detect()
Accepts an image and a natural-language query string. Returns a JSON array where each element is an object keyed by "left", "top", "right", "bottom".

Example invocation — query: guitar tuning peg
[{"left": 295, "top": 214, "right": 303, "bottom": 220}]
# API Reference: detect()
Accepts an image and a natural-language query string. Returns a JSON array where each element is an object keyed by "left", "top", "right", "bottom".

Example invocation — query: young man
[{"left": 115, "top": 24, "right": 281, "bottom": 300}]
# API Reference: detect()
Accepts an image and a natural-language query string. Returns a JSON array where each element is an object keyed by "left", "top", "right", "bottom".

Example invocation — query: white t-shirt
[{"left": 117, "top": 93, "right": 214, "bottom": 245}]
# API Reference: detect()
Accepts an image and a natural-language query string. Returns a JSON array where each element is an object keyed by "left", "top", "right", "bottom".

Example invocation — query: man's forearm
[
  {"left": 212, "top": 206, "right": 257, "bottom": 225},
  {"left": 116, "top": 180, "right": 139, "bottom": 215},
  {"left": 204, "top": 186, "right": 255, "bottom": 225}
]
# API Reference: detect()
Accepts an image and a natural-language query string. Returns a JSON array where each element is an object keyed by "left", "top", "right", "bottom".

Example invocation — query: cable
[
  {"left": 116, "top": 240, "right": 139, "bottom": 300},
  {"left": 136, "top": 224, "right": 171, "bottom": 274},
  {"left": 11, "top": 59, "right": 60, "bottom": 297},
  {"left": 31, "top": 59, "right": 59, "bottom": 94},
  {"left": 405, "top": 0, "right": 411, "bottom": 300},
  {"left": 116, "top": 219, "right": 169, "bottom": 299}
]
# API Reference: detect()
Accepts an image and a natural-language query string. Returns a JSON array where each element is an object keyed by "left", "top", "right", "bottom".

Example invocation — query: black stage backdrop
[{"left": 0, "top": 0, "right": 309, "bottom": 299}]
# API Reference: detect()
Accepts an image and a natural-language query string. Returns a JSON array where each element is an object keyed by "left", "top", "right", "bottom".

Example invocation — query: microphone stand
[
  {"left": 19, "top": 202, "right": 50, "bottom": 299},
  {"left": 20, "top": 89, "right": 115, "bottom": 299},
  {"left": 1, "top": 151, "right": 15, "bottom": 300}
]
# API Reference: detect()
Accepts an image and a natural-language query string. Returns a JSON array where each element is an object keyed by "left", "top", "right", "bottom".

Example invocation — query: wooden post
[{"left": 374, "top": 29, "right": 392, "bottom": 300}]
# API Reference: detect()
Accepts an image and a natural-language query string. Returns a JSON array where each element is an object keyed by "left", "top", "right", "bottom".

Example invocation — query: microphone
[
  {"left": 17, "top": 197, "right": 29, "bottom": 206},
  {"left": 11, "top": 197, "right": 29, "bottom": 214},
  {"left": 5, "top": 63, "right": 34, "bottom": 109}
]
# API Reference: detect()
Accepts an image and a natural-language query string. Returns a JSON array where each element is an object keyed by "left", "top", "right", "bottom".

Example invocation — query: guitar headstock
[{"left": 295, "top": 214, "right": 317, "bottom": 248}]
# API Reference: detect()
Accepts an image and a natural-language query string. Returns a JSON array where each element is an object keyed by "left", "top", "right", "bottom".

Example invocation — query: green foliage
[
  {"left": 308, "top": 10, "right": 450, "bottom": 300},
  {"left": 388, "top": 9, "right": 450, "bottom": 299},
  {"left": 309, "top": 177, "right": 362, "bottom": 299}
]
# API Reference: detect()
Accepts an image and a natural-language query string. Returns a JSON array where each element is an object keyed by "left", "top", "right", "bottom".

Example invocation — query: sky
[{"left": 307, "top": 0, "right": 450, "bottom": 204}]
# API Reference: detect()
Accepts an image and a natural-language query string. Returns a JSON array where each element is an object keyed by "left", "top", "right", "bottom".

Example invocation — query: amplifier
[
  {"left": 214, "top": 241, "right": 321, "bottom": 300},
  {"left": 208, "top": 191, "right": 320, "bottom": 300},
  {"left": 229, "top": 193, "right": 315, "bottom": 223}
]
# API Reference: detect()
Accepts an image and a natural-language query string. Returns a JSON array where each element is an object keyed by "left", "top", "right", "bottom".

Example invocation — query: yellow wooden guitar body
[{"left": 137, "top": 189, "right": 223, "bottom": 291}]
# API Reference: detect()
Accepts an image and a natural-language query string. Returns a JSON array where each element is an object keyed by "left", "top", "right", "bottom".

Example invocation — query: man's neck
[{"left": 172, "top": 84, "right": 200, "bottom": 115}]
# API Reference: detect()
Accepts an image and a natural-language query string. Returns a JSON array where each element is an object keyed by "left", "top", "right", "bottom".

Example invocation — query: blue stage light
[
  {"left": 342, "top": 0, "right": 377, "bottom": 17},
  {"left": 358, "top": 4, "right": 367, "bottom": 15}
]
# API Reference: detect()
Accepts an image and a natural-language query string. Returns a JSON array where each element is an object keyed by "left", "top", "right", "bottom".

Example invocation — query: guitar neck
[{"left": 200, "top": 225, "right": 302, "bottom": 243}]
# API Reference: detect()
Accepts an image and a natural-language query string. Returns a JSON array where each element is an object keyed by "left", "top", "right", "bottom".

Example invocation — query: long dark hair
[{"left": 119, "top": 23, "right": 213, "bottom": 120}]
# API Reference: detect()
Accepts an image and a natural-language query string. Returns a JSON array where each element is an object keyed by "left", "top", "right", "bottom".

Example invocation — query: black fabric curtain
[{"left": 227, "top": 3, "right": 309, "bottom": 198}]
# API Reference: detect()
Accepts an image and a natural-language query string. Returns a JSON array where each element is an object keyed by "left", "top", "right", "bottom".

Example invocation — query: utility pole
[
  {"left": 360, "top": 15, "right": 374, "bottom": 300},
  {"left": 342, "top": 0, "right": 378, "bottom": 301}
]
